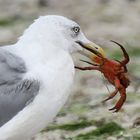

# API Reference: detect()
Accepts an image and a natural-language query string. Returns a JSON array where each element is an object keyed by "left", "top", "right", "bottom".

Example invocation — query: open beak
[{"left": 76, "top": 41, "right": 105, "bottom": 59}]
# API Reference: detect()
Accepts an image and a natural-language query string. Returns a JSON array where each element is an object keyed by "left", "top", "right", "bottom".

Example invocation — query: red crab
[{"left": 75, "top": 41, "right": 130, "bottom": 112}]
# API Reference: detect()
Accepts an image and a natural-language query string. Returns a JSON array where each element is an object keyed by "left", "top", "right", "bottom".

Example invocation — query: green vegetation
[
  {"left": 44, "top": 121, "right": 124, "bottom": 140},
  {"left": 44, "top": 119, "right": 104, "bottom": 131},
  {"left": 42, "top": 118, "right": 106, "bottom": 132},
  {"left": 67, "top": 122, "right": 123, "bottom": 140},
  {"left": 0, "top": 18, "right": 16, "bottom": 26},
  {"left": 133, "top": 135, "right": 140, "bottom": 140}
]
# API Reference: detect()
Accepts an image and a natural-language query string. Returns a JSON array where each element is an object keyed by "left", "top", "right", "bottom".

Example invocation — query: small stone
[{"left": 133, "top": 117, "right": 140, "bottom": 127}]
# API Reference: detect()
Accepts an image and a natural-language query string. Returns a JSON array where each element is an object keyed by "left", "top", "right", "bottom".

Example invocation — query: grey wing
[{"left": 0, "top": 49, "right": 40, "bottom": 127}]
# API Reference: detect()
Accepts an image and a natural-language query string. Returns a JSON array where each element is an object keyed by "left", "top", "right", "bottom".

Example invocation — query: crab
[{"left": 75, "top": 41, "right": 130, "bottom": 112}]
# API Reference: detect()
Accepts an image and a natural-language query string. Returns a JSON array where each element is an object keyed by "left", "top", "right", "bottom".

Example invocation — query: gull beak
[{"left": 76, "top": 41, "right": 105, "bottom": 61}]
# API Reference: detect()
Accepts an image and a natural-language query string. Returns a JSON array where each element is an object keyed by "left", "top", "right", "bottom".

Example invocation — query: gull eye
[
  {"left": 72, "top": 26, "right": 80, "bottom": 34},
  {"left": 95, "top": 47, "right": 98, "bottom": 50}
]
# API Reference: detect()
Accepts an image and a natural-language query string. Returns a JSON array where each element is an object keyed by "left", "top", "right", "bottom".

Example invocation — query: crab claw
[
  {"left": 109, "top": 90, "right": 126, "bottom": 112},
  {"left": 110, "top": 40, "right": 130, "bottom": 66}
]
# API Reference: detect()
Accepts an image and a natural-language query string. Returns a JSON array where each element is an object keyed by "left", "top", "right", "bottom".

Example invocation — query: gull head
[{"left": 19, "top": 15, "right": 105, "bottom": 59}]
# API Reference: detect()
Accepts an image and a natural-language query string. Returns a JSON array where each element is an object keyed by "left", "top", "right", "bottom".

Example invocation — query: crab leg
[
  {"left": 80, "top": 59, "right": 99, "bottom": 66},
  {"left": 109, "top": 87, "right": 126, "bottom": 112},
  {"left": 111, "top": 40, "right": 130, "bottom": 66},
  {"left": 75, "top": 66, "right": 100, "bottom": 71},
  {"left": 102, "top": 89, "right": 118, "bottom": 103},
  {"left": 109, "top": 77, "right": 126, "bottom": 112}
]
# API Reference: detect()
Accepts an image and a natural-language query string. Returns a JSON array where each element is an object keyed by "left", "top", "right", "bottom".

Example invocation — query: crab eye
[{"left": 72, "top": 26, "right": 80, "bottom": 34}]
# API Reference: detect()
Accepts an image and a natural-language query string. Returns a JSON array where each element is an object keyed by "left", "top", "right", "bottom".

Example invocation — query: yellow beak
[{"left": 76, "top": 41, "right": 105, "bottom": 60}]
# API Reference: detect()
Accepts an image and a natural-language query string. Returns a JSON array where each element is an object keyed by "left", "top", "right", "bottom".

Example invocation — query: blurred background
[{"left": 0, "top": 0, "right": 140, "bottom": 139}]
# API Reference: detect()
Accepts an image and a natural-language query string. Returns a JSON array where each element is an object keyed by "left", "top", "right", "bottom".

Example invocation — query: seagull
[{"left": 0, "top": 15, "right": 105, "bottom": 140}]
